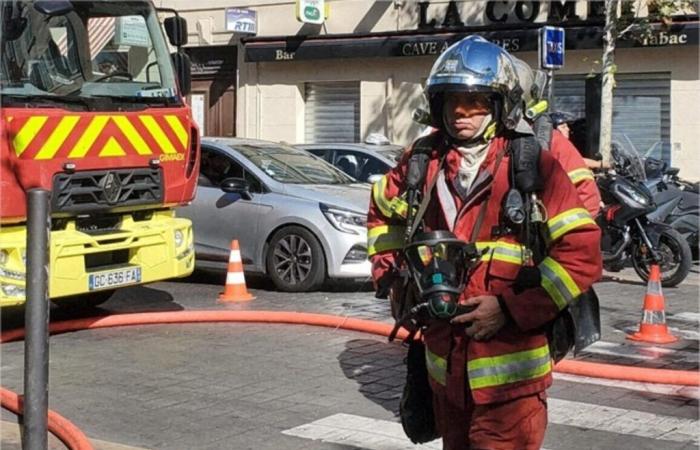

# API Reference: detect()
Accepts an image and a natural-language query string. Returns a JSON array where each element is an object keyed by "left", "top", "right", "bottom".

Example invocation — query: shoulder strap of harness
[{"left": 531, "top": 115, "right": 554, "bottom": 152}]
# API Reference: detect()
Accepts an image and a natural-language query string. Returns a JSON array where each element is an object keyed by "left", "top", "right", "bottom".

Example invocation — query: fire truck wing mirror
[
  {"left": 33, "top": 0, "right": 73, "bottom": 16},
  {"left": 164, "top": 16, "right": 188, "bottom": 47},
  {"left": 171, "top": 52, "right": 192, "bottom": 97}
]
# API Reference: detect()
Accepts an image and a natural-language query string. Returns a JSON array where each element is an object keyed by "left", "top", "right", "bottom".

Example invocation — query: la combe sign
[{"left": 417, "top": 1, "right": 606, "bottom": 28}]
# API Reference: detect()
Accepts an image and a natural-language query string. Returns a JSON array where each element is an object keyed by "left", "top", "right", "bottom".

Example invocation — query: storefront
[
  {"left": 184, "top": 45, "right": 238, "bottom": 137},
  {"left": 174, "top": 1, "right": 699, "bottom": 179}
]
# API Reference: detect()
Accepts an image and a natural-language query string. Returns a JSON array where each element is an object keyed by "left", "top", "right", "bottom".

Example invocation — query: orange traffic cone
[
  {"left": 627, "top": 264, "right": 677, "bottom": 344},
  {"left": 218, "top": 240, "right": 255, "bottom": 303}
]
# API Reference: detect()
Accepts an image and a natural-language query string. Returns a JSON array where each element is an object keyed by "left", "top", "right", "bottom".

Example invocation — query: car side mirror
[
  {"left": 221, "top": 177, "right": 252, "bottom": 200},
  {"left": 367, "top": 174, "right": 383, "bottom": 184}
]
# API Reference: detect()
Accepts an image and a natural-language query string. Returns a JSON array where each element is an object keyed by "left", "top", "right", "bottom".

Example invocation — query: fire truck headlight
[{"left": 174, "top": 230, "right": 184, "bottom": 248}]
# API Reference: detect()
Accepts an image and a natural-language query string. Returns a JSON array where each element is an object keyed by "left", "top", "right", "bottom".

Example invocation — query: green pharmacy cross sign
[{"left": 296, "top": 0, "right": 325, "bottom": 25}]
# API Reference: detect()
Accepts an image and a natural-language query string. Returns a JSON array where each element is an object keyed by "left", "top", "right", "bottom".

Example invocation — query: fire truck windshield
[{"left": 1, "top": 1, "right": 180, "bottom": 109}]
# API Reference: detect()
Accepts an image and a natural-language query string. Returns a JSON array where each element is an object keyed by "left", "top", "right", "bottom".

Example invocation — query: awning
[{"left": 243, "top": 20, "right": 699, "bottom": 63}]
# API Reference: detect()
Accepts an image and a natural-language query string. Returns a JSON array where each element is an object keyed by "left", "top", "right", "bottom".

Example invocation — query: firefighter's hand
[{"left": 451, "top": 295, "right": 506, "bottom": 341}]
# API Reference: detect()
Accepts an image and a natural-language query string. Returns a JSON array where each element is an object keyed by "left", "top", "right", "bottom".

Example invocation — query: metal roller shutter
[
  {"left": 305, "top": 81, "right": 360, "bottom": 143},
  {"left": 553, "top": 73, "right": 670, "bottom": 159}
]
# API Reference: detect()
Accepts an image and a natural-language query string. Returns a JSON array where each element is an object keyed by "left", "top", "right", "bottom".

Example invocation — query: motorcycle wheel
[{"left": 631, "top": 228, "right": 692, "bottom": 287}]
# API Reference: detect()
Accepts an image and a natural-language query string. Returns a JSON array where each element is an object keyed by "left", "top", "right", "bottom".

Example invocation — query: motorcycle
[
  {"left": 596, "top": 135, "right": 692, "bottom": 287},
  {"left": 644, "top": 157, "right": 699, "bottom": 260}
]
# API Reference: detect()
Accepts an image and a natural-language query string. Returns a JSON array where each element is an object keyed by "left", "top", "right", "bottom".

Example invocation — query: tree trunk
[{"left": 599, "top": 0, "right": 618, "bottom": 166}]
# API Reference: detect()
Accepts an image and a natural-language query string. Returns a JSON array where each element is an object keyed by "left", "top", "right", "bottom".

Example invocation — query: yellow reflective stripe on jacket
[
  {"left": 568, "top": 168, "right": 595, "bottom": 185},
  {"left": 425, "top": 347, "right": 447, "bottom": 386},
  {"left": 547, "top": 207, "right": 595, "bottom": 241},
  {"left": 367, "top": 225, "right": 406, "bottom": 256},
  {"left": 476, "top": 241, "right": 526, "bottom": 265},
  {"left": 468, "top": 344, "right": 552, "bottom": 390},
  {"left": 539, "top": 256, "right": 581, "bottom": 310},
  {"left": 372, "top": 175, "right": 409, "bottom": 219}
]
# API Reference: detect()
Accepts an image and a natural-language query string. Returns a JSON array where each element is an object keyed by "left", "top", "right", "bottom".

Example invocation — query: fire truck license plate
[{"left": 89, "top": 267, "right": 141, "bottom": 291}]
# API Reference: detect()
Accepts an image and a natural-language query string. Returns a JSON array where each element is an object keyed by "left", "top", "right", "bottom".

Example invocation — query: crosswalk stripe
[
  {"left": 283, "top": 402, "right": 699, "bottom": 449},
  {"left": 283, "top": 413, "right": 442, "bottom": 450},
  {"left": 548, "top": 398, "right": 699, "bottom": 443},
  {"left": 581, "top": 341, "right": 698, "bottom": 363},
  {"left": 553, "top": 372, "right": 700, "bottom": 399},
  {"left": 668, "top": 312, "right": 700, "bottom": 323}
]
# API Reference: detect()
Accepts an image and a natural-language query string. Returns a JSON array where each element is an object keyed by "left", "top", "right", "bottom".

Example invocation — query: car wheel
[{"left": 266, "top": 226, "right": 325, "bottom": 292}]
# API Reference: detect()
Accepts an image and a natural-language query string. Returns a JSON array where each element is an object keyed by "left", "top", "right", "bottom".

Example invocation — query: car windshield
[
  {"left": 0, "top": 1, "right": 179, "bottom": 109},
  {"left": 235, "top": 144, "right": 356, "bottom": 185}
]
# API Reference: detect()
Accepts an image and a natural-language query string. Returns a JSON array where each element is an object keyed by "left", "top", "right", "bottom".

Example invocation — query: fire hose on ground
[{"left": 2, "top": 310, "right": 699, "bottom": 450}]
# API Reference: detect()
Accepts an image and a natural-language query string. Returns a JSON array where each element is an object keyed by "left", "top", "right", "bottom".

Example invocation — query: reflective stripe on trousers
[
  {"left": 425, "top": 344, "right": 552, "bottom": 390},
  {"left": 468, "top": 344, "right": 552, "bottom": 390},
  {"left": 426, "top": 346, "right": 447, "bottom": 386}
]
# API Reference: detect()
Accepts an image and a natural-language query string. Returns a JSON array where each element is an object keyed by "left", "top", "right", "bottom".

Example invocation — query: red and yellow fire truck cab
[{"left": 0, "top": 1, "right": 199, "bottom": 306}]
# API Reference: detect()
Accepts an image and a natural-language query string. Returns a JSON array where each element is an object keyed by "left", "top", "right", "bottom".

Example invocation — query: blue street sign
[{"left": 539, "top": 26, "right": 565, "bottom": 70}]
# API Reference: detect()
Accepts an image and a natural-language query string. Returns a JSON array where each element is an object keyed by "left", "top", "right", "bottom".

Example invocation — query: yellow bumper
[{"left": 0, "top": 210, "right": 194, "bottom": 307}]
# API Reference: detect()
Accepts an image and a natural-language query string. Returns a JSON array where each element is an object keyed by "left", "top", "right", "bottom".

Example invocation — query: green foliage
[{"left": 617, "top": 0, "right": 698, "bottom": 42}]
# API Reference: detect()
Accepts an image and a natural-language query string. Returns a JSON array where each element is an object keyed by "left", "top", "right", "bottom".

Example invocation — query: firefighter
[
  {"left": 550, "top": 112, "right": 610, "bottom": 172},
  {"left": 368, "top": 36, "right": 602, "bottom": 450},
  {"left": 512, "top": 58, "right": 602, "bottom": 217}
]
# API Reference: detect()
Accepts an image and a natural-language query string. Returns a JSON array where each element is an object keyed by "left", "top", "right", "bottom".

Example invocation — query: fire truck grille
[{"left": 52, "top": 168, "right": 163, "bottom": 213}]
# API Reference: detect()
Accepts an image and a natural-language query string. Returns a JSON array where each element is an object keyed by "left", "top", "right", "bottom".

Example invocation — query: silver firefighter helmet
[{"left": 425, "top": 35, "right": 523, "bottom": 131}]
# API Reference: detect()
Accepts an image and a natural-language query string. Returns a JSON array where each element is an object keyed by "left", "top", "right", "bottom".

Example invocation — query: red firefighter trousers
[{"left": 433, "top": 389, "right": 547, "bottom": 450}]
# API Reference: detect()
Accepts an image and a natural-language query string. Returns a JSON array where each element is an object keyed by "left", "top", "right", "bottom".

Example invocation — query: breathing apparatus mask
[{"left": 403, "top": 230, "right": 482, "bottom": 320}]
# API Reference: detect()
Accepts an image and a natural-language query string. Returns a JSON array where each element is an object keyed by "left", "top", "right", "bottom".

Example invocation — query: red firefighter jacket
[
  {"left": 549, "top": 130, "right": 601, "bottom": 217},
  {"left": 368, "top": 132, "right": 602, "bottom": 405}
]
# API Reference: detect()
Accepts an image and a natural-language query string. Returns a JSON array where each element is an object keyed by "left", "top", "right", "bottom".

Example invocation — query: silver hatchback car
[{"left": 180, "top": 138, "right": 372, "bottom": 292}]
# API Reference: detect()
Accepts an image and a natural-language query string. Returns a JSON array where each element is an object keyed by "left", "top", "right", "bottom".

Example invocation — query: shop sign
[
  {"left": 539, "top": 26, "right": 565, "bottom": 69},
  {"left": 641, "top": 30, "right": 690, "bottom": 46},
  {"left": 296, "top": 0, "right": 325, "bottom": 25},
  {"left": 226, "top": 8, "right": 257, "bottom": 35},
  {"left": 417, "top": 1, "right": 605, "bottom": 29}
]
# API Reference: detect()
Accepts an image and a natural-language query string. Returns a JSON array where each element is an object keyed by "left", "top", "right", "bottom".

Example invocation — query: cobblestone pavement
[{"left": 1, "top": 265, "right": 698, "bottom": 449}]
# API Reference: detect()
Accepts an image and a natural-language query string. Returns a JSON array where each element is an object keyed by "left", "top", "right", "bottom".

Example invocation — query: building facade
[{"left": 160, "top": 0, "right": 700, "bottom": 179}]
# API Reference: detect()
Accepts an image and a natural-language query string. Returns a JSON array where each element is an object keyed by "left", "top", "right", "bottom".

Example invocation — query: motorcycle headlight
[
  {"left": 320, "top": 204, "right": 367, "bottom": 235},
  {"left": 618, "top": 184, "right": 649, "bottom": 206}
]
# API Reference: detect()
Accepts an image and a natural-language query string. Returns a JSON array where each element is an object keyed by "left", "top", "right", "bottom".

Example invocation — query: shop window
[
  {"left": 553, "top": 73, "right": 671, "bottom": 161},
  {"left": 304, "top": 81, "right": 360, "bottom": 143}
]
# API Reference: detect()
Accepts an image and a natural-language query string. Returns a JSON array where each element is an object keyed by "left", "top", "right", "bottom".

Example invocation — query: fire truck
[{"left": 0, "top": 1, "right": 199, "bottom": 307}]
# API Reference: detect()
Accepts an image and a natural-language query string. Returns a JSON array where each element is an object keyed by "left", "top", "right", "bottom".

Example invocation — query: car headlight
[
  {"left": 0, "top": 250, "right": 8, "bottom": 266},
  {"left": 320, "top": 203, "right": 367, "bottom": 235}
]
